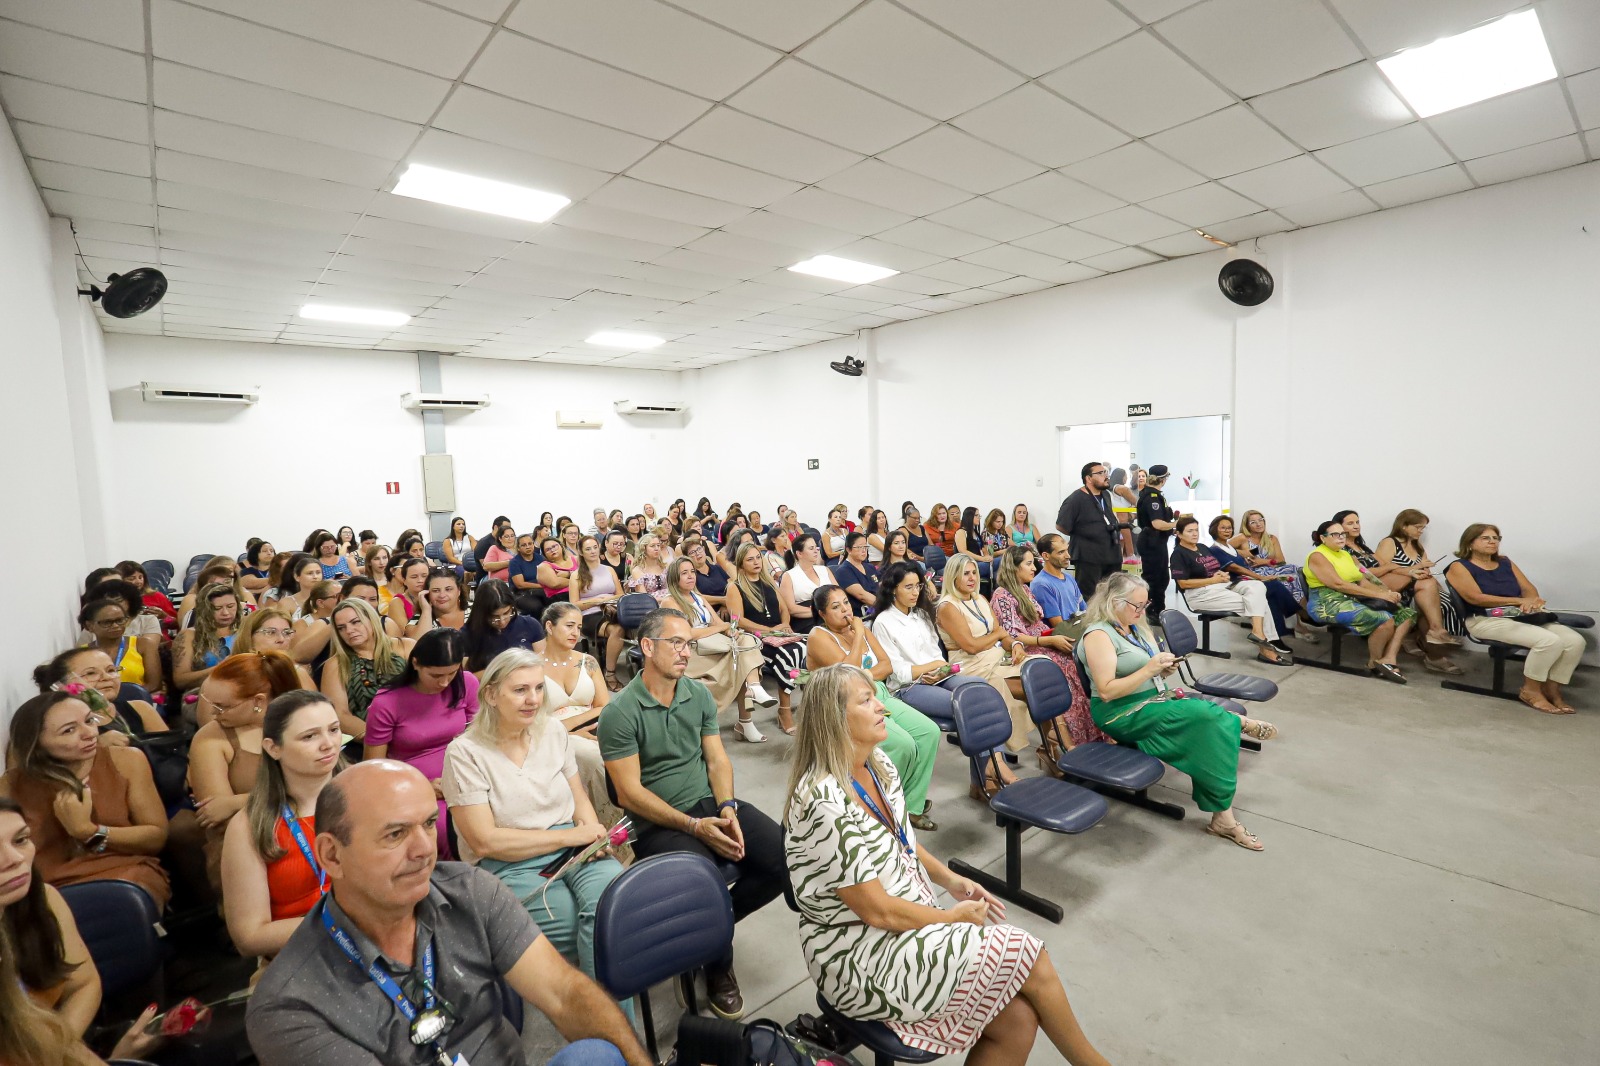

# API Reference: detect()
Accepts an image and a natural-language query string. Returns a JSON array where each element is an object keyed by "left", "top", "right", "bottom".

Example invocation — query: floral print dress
[{"left": 990, "top": 587, "right": 1106, "bottom": 745}]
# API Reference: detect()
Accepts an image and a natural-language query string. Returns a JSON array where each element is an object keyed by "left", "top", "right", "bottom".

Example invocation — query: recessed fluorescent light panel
[
  {"left": 299, "top": 304, "right": 410, "bottom": 328},
  {"left": 1377, "top": 10, "right": 1556, "bottom": 118},
  {"left": 392, "top": 163, "right": 572, "bottom": 223},
  {"left": 788, "top": 255, "right": 899, "bottom": 285},
  {"left": 586, "top": 331, "right": 665, "bottom": 349}
]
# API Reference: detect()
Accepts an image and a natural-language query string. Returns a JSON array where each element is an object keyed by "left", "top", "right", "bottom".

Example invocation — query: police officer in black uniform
[{"left": 1135, "top": 464, "right": 1177, "bottom": 622}]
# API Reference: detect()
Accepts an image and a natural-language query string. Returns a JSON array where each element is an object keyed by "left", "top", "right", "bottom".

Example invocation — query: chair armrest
[{"left": 1553, "top": 612, "right": 1595, "bottom": 629}]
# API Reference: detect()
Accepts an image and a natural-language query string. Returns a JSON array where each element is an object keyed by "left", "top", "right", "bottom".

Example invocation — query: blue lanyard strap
[
  {"left": 281, "top": 805, "right": 327, "bottom": 895},
  {"left": 320, "top": 906, "right": 436, "bottom": 1022},
  {"left": 851, "top": 766, "right": 914, "bottom": 858}
]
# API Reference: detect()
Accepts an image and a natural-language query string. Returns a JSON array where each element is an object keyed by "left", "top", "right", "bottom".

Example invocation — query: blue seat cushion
[
  {"left": 1056, "top": 742, "right": 1164, "bottom": 791},
  {"left": 817, "top": 994, "right": 940, "bottom": 1065},
  {"left": 1198, "top": 694, "right": 1245, "bottom": 717},
  {"left": 1194, "top": 672, "right": 1277, "bottom": 702},
  {"left": 988, "top": 777, "right": 1107, "bottom": 834}
]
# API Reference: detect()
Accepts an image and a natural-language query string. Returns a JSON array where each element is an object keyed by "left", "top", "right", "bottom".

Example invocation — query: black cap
[{"left": 1148, "top": 465, "right": 1170, "bottom": 478}]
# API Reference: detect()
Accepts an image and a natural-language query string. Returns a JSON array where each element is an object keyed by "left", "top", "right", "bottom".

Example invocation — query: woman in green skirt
[{"left": 1075, "top": 573, "right": 1279, "bottom": 851}]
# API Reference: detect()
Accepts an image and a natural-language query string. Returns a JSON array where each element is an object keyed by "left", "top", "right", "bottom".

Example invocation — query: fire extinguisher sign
[{"left": 385, "top": 481, "right": 400, "bottom": 495}]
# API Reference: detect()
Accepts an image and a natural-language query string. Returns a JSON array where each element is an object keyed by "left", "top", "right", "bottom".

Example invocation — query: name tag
[{"left": 454, "top": 1056, "right": 472, "bottom": 1066}]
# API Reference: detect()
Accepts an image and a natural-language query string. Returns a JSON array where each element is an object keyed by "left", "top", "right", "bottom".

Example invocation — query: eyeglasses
[
  {"left": 1124, "top": 600, "right": 1149, "bottom": 611},
  {"left": 652, "top": 637, "right": 699, "bottom": 653},
  {"left": 1322, "top": 531, "right": 1348, "bottom": 539},
  {"left": 69, "top": 666, "right": 122, "bottom": 683},
  {"left": 92, "top": 616, "right": 129, "bottom": 627},
  {"left": 256, "top": 627, "right": 294, "bottom": 640}
]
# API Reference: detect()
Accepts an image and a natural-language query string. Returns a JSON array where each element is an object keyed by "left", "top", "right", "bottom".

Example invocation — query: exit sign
[
  {"left": 1127, "top": 403, "right": 1152, "bottom": 417},
  {"left": 385, "top": 481, "right": 400, "bottom": 494}
]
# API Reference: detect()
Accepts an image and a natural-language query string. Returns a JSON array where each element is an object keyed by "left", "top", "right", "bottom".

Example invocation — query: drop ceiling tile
[
  {"left": 1248, "top": 63, "right": 1413, "bottom": 151},
  {"left": 0, "top": 0, "right": 145, "bottom": 48},
  {"left": 670, "top": 0, "right": 860, "bottom": 51},
  {"left": 408, "top": 127, "right": 617, "bottom": 201},
  {"left": 185, "top": 0, "right": 492, "bottom": 78},
  {"left": 150, "top": 2, "right": 449, "bottom": 122},
  {"left": 1427, "top": 82, "right": 1577, "bottom": 160},
  {"left": 353, "top": 215, "right": 521, "bottom": 257},
  {"left": 868, "top": 273, "right": 960, "bottom": 297},
  {"left": 961, "top": 243, "right": 1068, "bottom": 276},
  {"left": 1158, "top": 0, "right": 1363, "bottom": 98},
  {"left": 1326, "top": 0, "right": 1525, "bottom": 56},
  {"left": 723, "top": 211, "right": 856, "bottom": 253},
  {"left": 797, "top": 1, "right": 1024, "bottom": 120},
  {"left": 1203, "top": 210, "right": 1293, "bottom": 241},
  {"left": 0, "top": 20, "right": 147, "bottom": 100},
  {"left": 580, "top": 176, "right": 749, "bottom": 228},
  {"left": 75, "top": 236, "right": 160, "bottom": 260},
  {"left": 1145, "top": 105, "right": 1300, "bottom": 178},
  {"left": 1121, "top": 0, "right": 1203, "bottom": 18},
  {"left": 555, "top": 202, "right": 712, "bottom": 246},
  {"left": 1140, "top": 229, "right": 1222, "bottom": 256},
  {"left": 431, "top": 86, "right": 656, "bottom": 173},
  {"left": 467, "top": 31, "right": 708, "bottom": 140},
  {"left": 950, "top": 84, "right": 1129, "bottom": 168},
  {"left": 1040, "top": 32, "right": 1232, "bottom": 136},
  {"left": 506, "top": 0, "right": 778, "bottom": 99},
  {"left": 628, "top": 144, "right": 802, "bottom": 207},
  {"left": 672, "top": 107, "right": 863, "bottom": 184},
  {"left": 900, "top": 0, "right": 1138, "bottom": 78},
  {"left": 878, "top": 126, "right": 1045, "bottom": 194},
  {"left": 429, "top": 0, "right": 516, "bottom": 20},
  {"left": 156, "top": 111, "right": 392, "bottom": 187},
  {"left": 1079, "top": 246, "right": 1161, "bottom": 272},
  {"left": 903, "top": 296, "right": 971, "bottom": 314},
  {"left": 1220, "top": 154, "right": 1351, "bottom": 207},
  {"left": 1028, "top": 262, "right": 1105, "bottom": 283},
  {"left": 817, "top": 159, "right": 973, "bottom": 215},
  {"left": 1463, "top": 134, "right": 1587, "bottom": 185},
  {"left": 986, "top": 275, "right": 1056, "bottom": 294},
  {"left": 1140, "top": 182, "right": 1262, "bottom": 227},
  {"left": 1363, "top": 164, "right": 1474, "bottom": 208},
  {"left": 725, "top": 59, "right": 936, "bottom": 155},
  {"left": 342, "top": 237, "right": 496, "bottom": 273},
  {"left": 155, "top": 151, "right": 373, "bottom": 212},
  {"left": 824, "top": 238, "right": 944, "bottom": 273},
  {"left": 654, "top": 250, "right": 769, "bottom": 280},
  {"left": 876, "top": 219, "right": 997, "bottom": 258},
  {"left": 1539, "top": 0, "right": 1600, "bottom": 76},
  {"left": 0, "top": 76, "right": 148, "bottom": 144},
  {"left": 1313, "top": 123, "right": 1453, "bottom": 185},
  {"left": 1011, "top": 225, "right": 1122, "bottom": 259},
  {"left": 1062, "top": 142, "right": 1205, "bottom": 201},
  {"left": 1276, "top": 188, "right": 1378, "bottom": 226},
  {"left": 1571, "top": 68, "right": 1600, "bottom": 129},
  {"left": 1072, "top": 204, "right": 1186, "bottom": 243},
  {"left": 765, "top": 186, "right": 915, "bottom": 235},
  {"left": 988, "top": 171, "right": 1125, "bottom": 224},
  {"left": 686, "top": 231, "right": 809, "bottom": 267},
  {"left": 69, "top": 220, "right": 157, "bottom": 246},
  {"left": 529, "top": 225, "right": 677, "bottom": 263},
  {"left": 928, "top": 197, "right": 1056, "bottom": 241},
  {"left": 919, "top": 259, "right": 1015, "bottom": 286},
  {"left": 12, "top": 122, "right": 150, "bottom": 176}
]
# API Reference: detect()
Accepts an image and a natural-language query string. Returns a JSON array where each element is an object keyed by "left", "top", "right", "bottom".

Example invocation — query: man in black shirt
[
  {"left": 1135, "top": 464, "right": 1177, "bottom": 622},
  {"left": 1055, "top": 461, "right": 1122, "bottom": 598}
]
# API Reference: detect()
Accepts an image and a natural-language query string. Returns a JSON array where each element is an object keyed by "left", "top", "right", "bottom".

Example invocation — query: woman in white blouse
[{"left": 781, "top": 532, "right": 837, "bottom": 634}]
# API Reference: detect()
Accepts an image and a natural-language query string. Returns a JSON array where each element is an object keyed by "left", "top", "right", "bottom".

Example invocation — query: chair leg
[
  {"left": 1295, "top": 627, "right": 1368, "bottom": 676},
  {"left": 947, "top": 821, "right": 1065, "bottom": 924},
  {"left": 640, "top": 990, "right": 658, "bottom": 1064},
  {"left": 1194, "top": 617, "right": 1231, "bottom": 659},
  {"left": 1441, "top": 652, "right": 1521, "bottom": 700}
]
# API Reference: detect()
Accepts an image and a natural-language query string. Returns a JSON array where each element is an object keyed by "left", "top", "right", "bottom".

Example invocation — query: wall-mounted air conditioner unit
[
  {"left": 401, "top": 392, "right": 490, "bottom": 412},
  {"left": 139, "top": 381, "right": 258, "bottom": 405},
  {"left": 614, "top": 400, "right": 688, "bottom": 415},
  {"left": 556, "top": 410, "right": 604, "bottom": 429}
]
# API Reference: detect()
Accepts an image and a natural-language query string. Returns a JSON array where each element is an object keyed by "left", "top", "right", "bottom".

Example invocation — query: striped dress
[{"left": 786, "top": 760, "right": 1042, "bottom": 1054}]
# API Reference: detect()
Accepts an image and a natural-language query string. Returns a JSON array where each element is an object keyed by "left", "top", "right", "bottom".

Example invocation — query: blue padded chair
[
  {"left": 1158, "top": 611, "right": 1279, "bottom": 704},
  {"left": 594, "top": 853, "right": 734, "bottom": 1063},
  {"left": 921, "top": 543, "right": 947, "bottom": 583},
  {"left": 60, "top": 880, "right": 164, "bottom": 1003},
  {"left": 180, "top": 553, "right": 216, "bottom": 594},
  {"left": 948, "top": 683, "right": 1107, "bottom": 923},
  {"left": 1174, "top": 588, "right": 1236, "bottom": 659},
  {"left": 613, "top": 591, "right": 660, "bottom": 681},
  {"left": 424, "top": 540, "right": 444, "bottom": 562},
  {"left": 140, "top": 559, "right": 175, "bottom": 595},
  {"left": 1020, "top": 657, "right": 1183, "bottom": 820},
  {"left": 1439, "top": 568, "right": 1594, "bottom": 700}
]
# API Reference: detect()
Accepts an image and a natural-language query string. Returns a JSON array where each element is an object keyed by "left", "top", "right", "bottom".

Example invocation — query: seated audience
[
  {"left": 601, "top": 529, "right": 632, "bottom": 586},
  {"left": 952, "top": 507, "right": 998, "bottom": 579},
  {"left": 1170, "top": 518, "right": 1290, "bottom": 666},
  {"left": 335, "top": 526, "right": 358, "bottom": 560},
  {"left": 241, "top": 540, "right": 276, "bottom": 594},
  {"left": 359, "top": 544, "right": 393, "bottom": 608},
  {"left": 266, "top": 553, "right": 323, "bottom": 617},
  {"left": 311, "top": 532, "right": 350, "bottom": 580},
  {"left": 426, "top": 566, "right": 468, "bottom": 630},
  {"left": 245, "top": 760, "right": 647, "bottom": 1066},
  {"left": 1228, "top": 510, "right": 1304, "bottom": 603},
  {"left": 659, "top": 558, "right": 767, "bottom": 740},
  {"left": 365, "top": 629, "right": 477, "bottom": 857},
  {"left": 924, "top": 502, "right": 959, "bottom": 557},
  {"left": 337, "top": 575, "right": 403, "bottom": 640},
  {"left": 1447, "top": 523, "right": 1585, "bottom": 713},
  {"left": 989, "top": 546, "right": 1105, "bottom": 751},
  {"left": 1, "top": 691, "right": 170, "bottom": 908},
  {"left": 822, "top": 506, "right": 850, "bottom": 563},
  {"left": 320, "top": 598, "right": 413, "bottom": 740},
  {"left": 172, "top": 582, "right": 241, "bottom": 699},
  {"left": 1206, "top": 517, "right": 1299, "bottom": 651},
  {"left": 862, "top": 509, "right": 892, "bottom": 563},
  {"left": 1373, "top": 509, "right": 1463, "bottom": 671},
  {"left": 624, "top": 533, "right": 669, "bottom": 596},
  {"left": 780, "top": 533, "right": 836, "bottom": 634},
  {"left": 77, "top": 587, "right": 161, "bottom": 694},
  {"left": 1077, "top": 573, "right": 1278, "bottom": 850},
  {"left": 234, "top": 607, "right": 317, "bottom": 695},
  {"left": 835, "top": 533, "right": 880, "bottom": 617},
  {"left": 287, "top": 580, "right": 341, "bottom": 665},
  {"left": 384, "top": 557, "right": 432, "bottom": 638},
  {"left": 805, "top": 587, "right": 940, "bottom": 831},
  {"left": 1032, "top": 534, "right": 1088, "bottom": 630},
  {"left": 898, "top": 506, "right": 929, "bottom": 561},
  {"left": 869, "top": 562, "right": 985, "bottom": 730},
  {"left": 114, "top": 560, "right": 178, "bottom": 632},
  {"left": 571, "top": 536, "right": 624, "bottom": 689},
  {"left": 34, "top": 648, "right": 168, "bottom": 741},
  {"left": 784, "top": 664, "right": 1113, "bottom": 1066},
  {"left": 1008, "top": 502, "right": 1042, "bottom": 545},
  {"left": 177, "top": 556, "right": 254, "bottom": 620},
  {"left": 463, "top": 580, "right": 546, "bottom": 673},
  {"left": 220, "top": 689, "right": 343, "bottom": 962},
  {"left": 599, "top": 609, "right": 787, "bottom": 1020},
  {"left": 190, "top": 651, "right": 304, "bottom": 891},
  {"left": 762, "top": 528, "right": 791, "bottom": 583},
  {"left": 727, "top": 543, "right": 802, "bottom": 735},
  {"left": 538, "top": 605, "right": 630, "bottom": 833},
  {"left": 480, "top": 524, "right": 517, "bottom": 583},
  {"left": 442, "top": 516, "right": 472, "bottom": 577},
  {"left": 935, "top": 554, "right": 1032, "bottom": 790},
  {"left": 504, "top": 533, "right": 548, "bottom": 617},
  {"left": 442, "top": 650, "right": 628, "bottom": 996},
  {"left": 683, "top": 536, "right": 729, "bottom": 609},
  {"left": 1304, "top": 520, "right": 1416, "bottom": 684}
]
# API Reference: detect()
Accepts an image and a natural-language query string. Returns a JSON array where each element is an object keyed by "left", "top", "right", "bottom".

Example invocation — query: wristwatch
[
  {"left": 83, "top": 825, "right": 110, "bottom": 853},
  {"left": 717, "top": 799, "right": 739, "bottom": 814}
]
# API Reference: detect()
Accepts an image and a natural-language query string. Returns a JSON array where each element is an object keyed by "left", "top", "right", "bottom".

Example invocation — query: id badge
[{"left": 452, "top": 1056, "right": 471, "bottom": 1066}]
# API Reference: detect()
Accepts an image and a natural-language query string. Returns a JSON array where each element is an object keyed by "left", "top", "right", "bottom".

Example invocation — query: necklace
[{"left": 544, "top": 651, "right": 581, "bottom": 668}]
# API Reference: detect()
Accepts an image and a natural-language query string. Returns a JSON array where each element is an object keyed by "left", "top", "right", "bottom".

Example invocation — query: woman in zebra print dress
[{"left": 784, "top": 664, "right": 1114, "bottom": 1065}]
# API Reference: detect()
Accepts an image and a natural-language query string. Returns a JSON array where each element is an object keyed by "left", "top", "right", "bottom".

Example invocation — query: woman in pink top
[{"left": 363, "top": 628, "right": 477, "bottom": 857}]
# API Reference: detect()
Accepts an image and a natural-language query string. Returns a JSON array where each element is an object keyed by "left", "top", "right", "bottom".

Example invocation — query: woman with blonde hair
[
  {"left": 177, "top": 555, "right": 254, "bottom": 620},
  {"left": 626, "top": 533, "right": 669, "bottom": 596},
  {"left": 660, "top": 557, "right": 766, "bottom": 741},
  {"left": 319, "top": 598, "right": 413, "bottom": 742},
  {"left": 570, "top": 535, "right": 624, "bottom": 689},
  {"left": 728, "top": 543, "right": 802, "bottom": 735},
  {"left": 937, "top": 554, "right": 1033, "bottom": 763},
  {"left": 784, "top": 664, "right": 1113, "bottom": 1066},
  {"left": 172, "top": 581, "right": 241, "bottom": 697}
]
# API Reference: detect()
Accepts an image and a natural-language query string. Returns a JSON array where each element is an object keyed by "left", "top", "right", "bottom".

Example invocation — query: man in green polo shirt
[{"left": 599, "top": 608, "right": 786, "bottom": 1021}]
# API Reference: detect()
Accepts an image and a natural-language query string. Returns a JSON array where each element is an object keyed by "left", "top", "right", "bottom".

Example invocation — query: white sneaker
[{"left": 746, "top": 681, "right": 777, "bottom": 706}]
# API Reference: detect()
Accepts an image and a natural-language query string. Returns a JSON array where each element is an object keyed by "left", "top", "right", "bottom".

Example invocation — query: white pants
[
  {"left": 1464, "top": 616, "right": 1586, "bottom": 683},
  {"left": 1185, "top": 582, "right": 1279, "bottom": 640}
]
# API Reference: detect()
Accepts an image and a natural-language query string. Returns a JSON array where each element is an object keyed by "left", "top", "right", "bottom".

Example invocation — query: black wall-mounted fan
[
  {"left": 1217, "top": 259, "right": 1274, "bottom": 307},
  {"left": 829, "top": 355, "right": 865, "bottom": 377},
  {"left": 79, "top": 267, "right": 168, "bottom": 319}
]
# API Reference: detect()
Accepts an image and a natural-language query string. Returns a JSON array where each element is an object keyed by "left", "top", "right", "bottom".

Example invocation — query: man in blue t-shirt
[{"left": 1032, "top": 534, "right": 1087, "bottom": 627}]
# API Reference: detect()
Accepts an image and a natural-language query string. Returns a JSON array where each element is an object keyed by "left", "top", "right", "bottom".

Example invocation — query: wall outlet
[{"left": 1035, "top": 477, "right": 1043, "bottom": 487}]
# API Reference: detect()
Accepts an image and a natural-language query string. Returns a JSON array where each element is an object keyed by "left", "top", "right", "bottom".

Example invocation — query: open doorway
[{"left": 1058, "top": 414, "right": 1231, "bottom": 538}]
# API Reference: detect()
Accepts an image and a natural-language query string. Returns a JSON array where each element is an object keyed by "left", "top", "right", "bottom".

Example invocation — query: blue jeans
[{"left": 548, "top": 1038, "right": 626, "bottom": 1066}]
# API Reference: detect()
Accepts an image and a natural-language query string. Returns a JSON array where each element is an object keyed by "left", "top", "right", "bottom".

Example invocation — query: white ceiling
[{"left": 2, "top": 0, "right": 1596, "bottom": 370}]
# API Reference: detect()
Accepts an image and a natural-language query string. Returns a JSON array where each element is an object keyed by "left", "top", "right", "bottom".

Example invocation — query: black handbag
[
  {"left": 673, "top": 1014, "right": 861, "bottom": 1066},
  {"left": 1357, "top": 596, "right": 1398, "bottom": 613}
]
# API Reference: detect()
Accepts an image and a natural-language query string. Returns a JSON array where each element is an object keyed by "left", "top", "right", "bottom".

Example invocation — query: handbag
[
  {"left": 1051, "top": 613, "right": 1089, "bottom": 642},
  {"left": 1357, "top": 596, "right": 1398, "bottom": 613},
  {"left": 695, "top": 633, "right": 734, "bottom": 655},
  {"left": 673, "top": 1014, "right": 862, "bottom": 1066}
]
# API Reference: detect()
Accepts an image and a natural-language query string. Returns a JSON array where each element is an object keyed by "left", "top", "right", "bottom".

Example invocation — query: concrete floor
[{"left": 527, "top": 629, "right": 1599, "bottom": 1066}]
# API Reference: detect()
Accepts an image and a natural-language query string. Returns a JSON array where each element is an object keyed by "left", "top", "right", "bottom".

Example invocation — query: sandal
[
  {"left": 908, "top": 811, "right": 938, "bottom": 832},
  {"left": 1206, "top": 820, "right": 1264, "bottom": 851},
  {"left": 1240, "top": 718, "right": 1279, "bottom": 741},
  {"left": 1518, "top": 692, "right": 1568, "bottom": 715},
  {"left": 735, "top": 717, "right": 767, "bottom": 742},
  {"left": 604, "top": 671, "right": 622, "bottom": 692},
  {"left": 1368, "top": 661, "right": 1407, "bottom": 685}
]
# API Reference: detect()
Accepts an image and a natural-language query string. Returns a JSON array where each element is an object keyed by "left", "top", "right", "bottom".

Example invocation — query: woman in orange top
[
  {"left": 925, "top": 502, "right": 959, "bottom": 556},
  {"left": 221, "top": 689, "right": 343, "bottom": 960}
]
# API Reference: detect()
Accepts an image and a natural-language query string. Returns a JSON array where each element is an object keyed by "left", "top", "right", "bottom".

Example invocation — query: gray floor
[{"left": 527, "top": 629, "right": 1600, "bottom": 1066}]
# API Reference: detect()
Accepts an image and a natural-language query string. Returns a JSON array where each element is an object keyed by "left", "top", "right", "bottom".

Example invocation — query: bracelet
[{"left": 687, "top": 816, "right": 700, "bottom": 835}]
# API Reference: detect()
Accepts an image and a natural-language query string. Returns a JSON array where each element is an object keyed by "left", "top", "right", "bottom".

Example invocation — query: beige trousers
[{"left": 1464, "top": 616, "right": 1586, "bottom": 683}]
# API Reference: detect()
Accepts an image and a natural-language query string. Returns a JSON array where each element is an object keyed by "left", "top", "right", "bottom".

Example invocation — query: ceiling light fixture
[
  {"left": 1377, "top": 10, "right": 1556, "bottom": 118},
  {"left": 299, "top": 304, "right": 411, "bottom": 328},
  {"left": 392, "top": 163, "right": 572, "bottom": 222},
  {"left": 788, "top": 255, "right": 899, "bottom": 285},
  {"left": 586, "top": 330, "right": 665, "bottom": 349}
]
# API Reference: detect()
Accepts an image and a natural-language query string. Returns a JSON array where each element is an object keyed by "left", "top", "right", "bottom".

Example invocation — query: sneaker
[
  {"left": 745, "top": 681, "right": 777, "bottom": 706},
  {"left": 706, "top": 965, "right": 744, "bottom": 1020}
]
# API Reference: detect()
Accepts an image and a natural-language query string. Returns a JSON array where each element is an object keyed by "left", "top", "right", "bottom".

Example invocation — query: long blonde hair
[
  {"left": 663, "top": 558, "right": 703, "bottom": 618},
  {"left": 190, "top": 581, "right": 239, "bottom": 665},
  {"left": 0, "top": 927, "right": 82, "bottom": 1066},
  {"left": 783, "top": 663, "right": 890, "bottom": 823},
  {"left": 731, "top": 543, "right": 777, "bottom": 613},
  {"left": 938, "top": 553, "right": 982, "bottom": 605},
  {"left": 329, "top": 598, "right": 403, "bottom": 680},
  {"left": 467, "top": 648, "right": 547, "bottom": 745},
  {"left": 234, "top": 605, "right": 297, "bottom": 654}
]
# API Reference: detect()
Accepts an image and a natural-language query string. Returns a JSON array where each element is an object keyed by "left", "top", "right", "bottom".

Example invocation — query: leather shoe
[{"left": 706, "top": 965, "right": 745, "bottom": 1020}]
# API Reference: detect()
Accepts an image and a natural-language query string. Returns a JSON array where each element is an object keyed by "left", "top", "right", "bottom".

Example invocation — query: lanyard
[
  {"left": 851, "top": 766, "right": 914, "bottom": 859},
  {"left": 281, "top": 805, "right": 327, "bottom": 895},
  {"left": 321, "top": 907, "right": 453, "bottom": 1061},
  {"left": 115, "top": 637, "right": 128, "bottom": 665}
]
